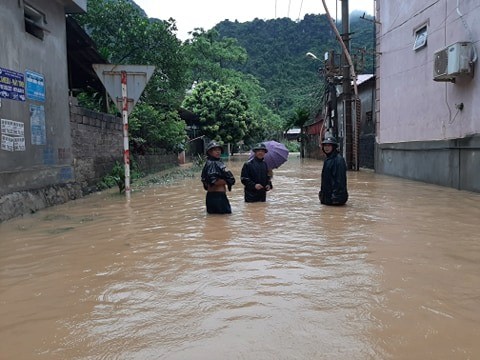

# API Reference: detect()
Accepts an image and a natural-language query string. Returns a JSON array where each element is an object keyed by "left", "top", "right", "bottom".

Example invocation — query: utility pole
[{"left": 341, "top": 0, "right": 353, "bottom": 169}]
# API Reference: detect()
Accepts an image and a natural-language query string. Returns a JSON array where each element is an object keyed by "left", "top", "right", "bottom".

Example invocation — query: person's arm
[
  {"left": 222, "top": 168, "right": 236, "bottom": 190},
  {"left": 265, "top": 166, "right": 273, "bottom": 191},
  {"left": 331, "top": 157, "right": 346, "bottom": 203},
  {"left": 241, "top": 162, "right": 258, "bottom": 190}
]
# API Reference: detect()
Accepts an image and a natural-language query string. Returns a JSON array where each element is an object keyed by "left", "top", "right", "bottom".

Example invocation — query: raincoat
[
  {"left": 319, "top": 151, "right": 348, "bottom": 205},
  {"left": 201, "top": 156, "right": 235, "bottom": 214},
  {"left": 241, "top": 157, "right": 272, "bottom": 202}
]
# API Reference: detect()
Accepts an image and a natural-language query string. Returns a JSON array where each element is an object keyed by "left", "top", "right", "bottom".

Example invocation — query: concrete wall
[
  {"left": 376, "top": 135, "right": 480, "bottom": 192},
  {"left": 0, "top": 0, "right": 74, "bottom": 196},
  {"left": 70, "top": 101, "right": 179, "bottom": 188},
  {"left": 0, "top": 2, "right": 180, "bottom": 222},
  {"left": 0, "top": 102, "right": 180, "bottom": 222},
  {"left": 375, "top": 0, "right": 480, "bottom": 192}
]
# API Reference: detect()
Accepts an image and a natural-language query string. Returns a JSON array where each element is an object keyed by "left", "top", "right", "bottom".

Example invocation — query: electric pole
[{"left": 341, "top": 0, "right": 353, "bottom": 169}]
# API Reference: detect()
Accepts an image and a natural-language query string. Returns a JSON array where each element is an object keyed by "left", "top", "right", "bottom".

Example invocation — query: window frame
[
  {"left": 24, "top": 2, "right": 49, "bottom": 40},
  {"left": 413, "top": 24, "right": 428, "bottom": 51}
]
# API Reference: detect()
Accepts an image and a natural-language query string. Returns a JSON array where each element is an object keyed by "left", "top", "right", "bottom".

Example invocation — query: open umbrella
[{"left": 249, "top": 140, "right": 289, "bottom": 170}]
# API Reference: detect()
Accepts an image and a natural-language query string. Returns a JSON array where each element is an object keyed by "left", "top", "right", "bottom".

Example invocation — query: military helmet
[
  {"left": 252, "top": 143, "right": 268, "bottom": 153},
  {"left": 321, "top": 137, "right": 338, "bottom": 147},
  {"left": 206, "top": 140, "right": 223, "bottom": 154}
]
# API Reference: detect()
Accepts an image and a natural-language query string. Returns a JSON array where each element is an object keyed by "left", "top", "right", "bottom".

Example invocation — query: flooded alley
[{"left": 0, "top": 155, "right": 479, "bottom": 360}]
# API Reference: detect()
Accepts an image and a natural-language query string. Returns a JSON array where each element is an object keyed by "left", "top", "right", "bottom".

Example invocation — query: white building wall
[{"left": 377, "top": 0, "right": 479, "bottom": 144}]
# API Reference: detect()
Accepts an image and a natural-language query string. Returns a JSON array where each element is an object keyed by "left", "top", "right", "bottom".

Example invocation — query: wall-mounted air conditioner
[{"left": 433, "top": 42, "right": 474, "bottom": 82}]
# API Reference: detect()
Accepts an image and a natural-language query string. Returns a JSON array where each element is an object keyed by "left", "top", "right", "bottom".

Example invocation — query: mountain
[{"left": 214, "top": 13, "right": 375, "bottom": 119}]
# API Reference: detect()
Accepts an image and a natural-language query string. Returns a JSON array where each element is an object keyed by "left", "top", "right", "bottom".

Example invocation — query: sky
[{"left": 133, "top": 0, "right": 375, "bottom": 41}]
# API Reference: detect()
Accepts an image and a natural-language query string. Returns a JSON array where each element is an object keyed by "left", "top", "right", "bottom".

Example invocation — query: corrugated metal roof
[
  {"left": 66, "top": 16, "right": 107, "bottom": 92},
  {"left": 355, "top": 74, "right": 375, "bottom": 85}
]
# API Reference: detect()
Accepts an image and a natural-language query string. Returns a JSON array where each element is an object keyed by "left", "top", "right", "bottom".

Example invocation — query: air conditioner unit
[{"left": 433, "top": 42, "right": 474, "bottom": 82}]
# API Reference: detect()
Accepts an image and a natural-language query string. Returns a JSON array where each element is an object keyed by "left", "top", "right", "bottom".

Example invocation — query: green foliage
[
  {"left": 73, "top": 2, "right": 375, "bottom": 158},
  {"left": 192, "top": 153, "right": 205, "bottom": 168},
  {"left": 182, "top": 80, "right": 250, "bottom": 145},
  {"left": 74, "top": 0, "right": 189, "bottom": 112},
  {"left": 224, "top": 72, "right": 284, "bottom": 142},
  {"left": 75, "top": 91, "right": 107, "bottom": 112},
  {"left": 133, "top": 165, "right": 202, "bottom": 187},
  {"left": 72, "top": 0, "right": 192, "bottom": 156},
  {"left": 98, "top": 161, "right": 142, "bottom": 193},
  {"left": 129, "top": 103, "right": 187, "bottom": 153},
  {"left": 182, "top": 30, "right": 284, "bottom": 145},
  {"left": 284, "top": 140, "right": 301, "bottom": 152},
  {"left": 183, "top": 28, "right": 248, "bottom": 83},
  {"left": 214, "top": 14, "right": 375, "bottom": 121},
  {"left": 285, "top": 108, "right": 311, "bottom": 131}
]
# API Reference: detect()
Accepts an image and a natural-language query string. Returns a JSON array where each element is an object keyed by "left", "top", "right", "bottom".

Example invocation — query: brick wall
[
  {"left": 70, "top": 104, "right": 124, "bottom": 189},
  {"left": 70, "top": 103, "right": 178, "bottom": 189},
  {"left": 1, "top": 102, "right": 179, "bottom": 222}
]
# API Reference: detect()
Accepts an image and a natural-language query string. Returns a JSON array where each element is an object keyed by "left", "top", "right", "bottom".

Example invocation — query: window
[
  {"left": 24, "top": 3, "right": 48, "bottom": 40},
  {"left": 413, "top": 25, "right": 427, "bottom": 51}
]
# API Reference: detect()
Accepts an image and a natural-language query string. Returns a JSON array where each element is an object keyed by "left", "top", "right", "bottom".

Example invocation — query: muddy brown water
[{"left": 1, "top": 155, "right": 479, "bottom": 360}]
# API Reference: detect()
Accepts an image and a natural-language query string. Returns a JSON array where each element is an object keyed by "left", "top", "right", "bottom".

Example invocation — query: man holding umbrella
[{"left": 241, "top": 143, "right": 273, "bottom": 203}]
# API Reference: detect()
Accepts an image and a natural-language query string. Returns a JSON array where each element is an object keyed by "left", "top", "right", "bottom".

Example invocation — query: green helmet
[
  {"left": 206, "top": 141, "right": 223, "bottom": 154},
  {"left": 252, "top": 143, "right": 268, "bottom": 153},
  {"left": 321, "top": 137, "right": 338, "bottom": 147}
]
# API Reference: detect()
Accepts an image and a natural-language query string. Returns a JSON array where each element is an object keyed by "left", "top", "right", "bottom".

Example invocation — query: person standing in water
[
  {"left": 318, "top": 137, "right": 348, "bottom": 205},
  {"left": 241, "top": 143, "right": 273, "bottom": 203},
  {"left": 201, "top": 141, "right": 236, "bottom": 214}
]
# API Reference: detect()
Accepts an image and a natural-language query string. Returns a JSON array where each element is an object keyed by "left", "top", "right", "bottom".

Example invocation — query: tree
[
  {"left": 129, "top": 103, "right": 186, "bottom": 153},
  {"left": 73, "top": 0, "right": 190, "bottom": 155},
  {"left": 183, "top": 29, "right": 283, "bottom": 145},
  {"left": 182, "top": 81, "right": 250, "bottom": 146},
  {"left": 74, "top": 0, "right": 189, "bottom": 108},
  {"left": 183, "top": 28, "right": 247, "bottom": 84},
  {"left": 214, "top": 14, "right": 375, "bottom": 121}
]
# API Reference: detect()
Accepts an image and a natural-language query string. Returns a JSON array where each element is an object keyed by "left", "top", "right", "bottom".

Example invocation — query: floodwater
[{"left": 0, "top": 155, "right": 479, "bottom": 360}]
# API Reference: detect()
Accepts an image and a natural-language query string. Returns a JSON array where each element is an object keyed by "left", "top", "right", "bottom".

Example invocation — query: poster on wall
[
  {"left": 25, "top": 70, "right": 45, "bottom": 102},
  {"left": 0, "top": 67, "right": 26, "bottom": 102},
  {"left": 1, "top": 118, "right": 26, "bottom": 151},
  {"left": 30, "top": 104, "right": 46, "bottom": 145}
]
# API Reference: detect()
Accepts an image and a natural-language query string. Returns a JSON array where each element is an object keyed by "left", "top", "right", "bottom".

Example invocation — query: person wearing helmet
[
  {"left": 318, "top": 137, "right": 348, "bottom": 205},
  {"left": 201, "top": 141, "right": 236, "bottom": 214},
  {"left": 241, "top": 143, "right": 273, "bottom": 202}
]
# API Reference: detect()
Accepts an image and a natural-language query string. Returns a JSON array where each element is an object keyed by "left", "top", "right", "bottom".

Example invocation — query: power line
[{"left": 297, "top": 0, "right": 304, "bottom": 21}]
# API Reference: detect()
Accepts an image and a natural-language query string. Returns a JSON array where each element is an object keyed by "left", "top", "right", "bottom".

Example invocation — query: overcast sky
[{"left": 133, "top": 0, "right": 375, "bottom": 41}]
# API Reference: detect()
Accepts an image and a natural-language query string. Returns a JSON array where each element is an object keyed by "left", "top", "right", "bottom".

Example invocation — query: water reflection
[{"left": 0, "top": 155, "right": 479, "bottom": 359}]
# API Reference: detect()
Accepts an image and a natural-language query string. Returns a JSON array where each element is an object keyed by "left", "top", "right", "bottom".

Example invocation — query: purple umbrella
[{"left": 249, "top": 140, "right": 289, "bottom": 170}]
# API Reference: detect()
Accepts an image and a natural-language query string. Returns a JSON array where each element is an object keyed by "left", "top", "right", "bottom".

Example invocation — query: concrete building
[
  {"left": 0, "top": 0, "right": 87, "bottom": 196},
  {"left": 303, "top": 74, "right": 376, "bottom": 167},
  {"left": 357, "top": 74, "right": 376, "bottom": 169},
  {"left": 375, "top": 0, "right": 479, "bottom": 192}
]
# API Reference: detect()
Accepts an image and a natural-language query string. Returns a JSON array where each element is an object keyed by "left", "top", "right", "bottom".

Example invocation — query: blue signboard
[
  {"left": 30, "top": 104, "right": 46, "bottom": 145},
  {"left": 25, "top": 70, "right": 45, "bottom": 102},
  {"left": 0, "top": 67, "right": 26, "bottom": 102}
]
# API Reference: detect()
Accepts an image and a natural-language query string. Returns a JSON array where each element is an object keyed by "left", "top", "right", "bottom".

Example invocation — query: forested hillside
[
  {"left": 75, "top": 0, "right": 375, "bottom": 152},
  {"left": 214, "top": 12, "right": 375, "bottom": 120}
]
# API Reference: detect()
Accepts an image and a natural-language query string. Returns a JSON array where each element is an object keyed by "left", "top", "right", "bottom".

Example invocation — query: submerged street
[{"left": 1, "top": 155, "right": 479, "bottom": 360}]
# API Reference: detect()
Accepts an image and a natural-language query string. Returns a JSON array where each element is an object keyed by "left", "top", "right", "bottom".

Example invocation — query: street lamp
[
  {"left": 306, "top": 51, "right": 330, "bottom": 62},
  {"left": 306, "top": 52, "right": 338, "bottom": 141}
]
